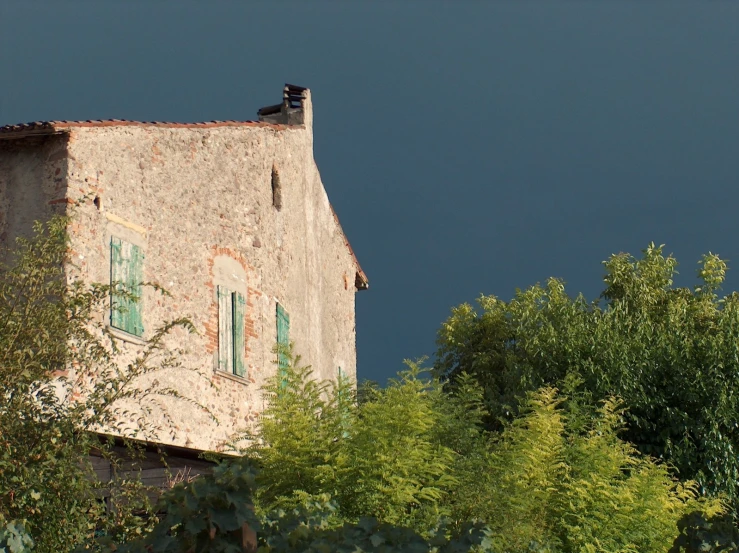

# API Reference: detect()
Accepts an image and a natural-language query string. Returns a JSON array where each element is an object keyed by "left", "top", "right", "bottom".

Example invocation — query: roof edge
[
  {"left": 330, "top": 204, "right": 368, "bottom": 290},
  {"left": 91, "top": 432, "right": 231, "bottom": 461},
  {"left": 0, "top": 119, "right": 299, "bottom": 140}
]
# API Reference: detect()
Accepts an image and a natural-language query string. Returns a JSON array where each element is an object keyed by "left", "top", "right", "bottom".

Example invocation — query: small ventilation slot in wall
[
  {"left": 271, "top": 165, "right": 282, "bottom": 210},
  {"left": 93, "top": 196, "right": 101, "bottom": 210}
]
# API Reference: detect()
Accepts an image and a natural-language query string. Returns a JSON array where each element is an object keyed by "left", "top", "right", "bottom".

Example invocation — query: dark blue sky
[{"left": 3, "top": 2, "right": 739, "bottom": 384}]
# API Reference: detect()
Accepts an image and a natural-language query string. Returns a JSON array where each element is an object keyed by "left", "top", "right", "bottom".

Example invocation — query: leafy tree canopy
[{"left": 435, "top": 243, "right": 739, "bottom": 505}]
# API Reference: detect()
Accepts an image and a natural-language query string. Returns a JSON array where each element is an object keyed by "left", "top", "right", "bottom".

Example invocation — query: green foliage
[
  {"left": 0, "top": 215, "right": 202, "bottom": 552},
  {"left": 99, "top": 458, "right": 261, "bottom": 553},
  {"left": 245, "top": 356, "right": 459, "bottom": 532},
  {"left": 669, "top": 512, "right": 739, "bottom": 553},
  {"left": 0, "top": 519, "right": 33, "bottom": 553},
  {"left": 244, "top": 354, "right": 722, "bottom": 551},
  {"left": 342, "top": 361, "right": 458, "bottom": 529},
  {"left": 242, "top": 353, "right": 350, "bottom": 515},
  {"left": 91, "top": 359, "right": 723, "bottom": 553},
  {"left": 454, "top": 388, "right": 724, "bottom": 553},
  {"left": 435, "top": 243, "right": 739, "bottom": 506},
  {"left": 102, "top": 459, "right": 490, "bottom": 553},
  {"left": 258, "top": 503, "right": 490, "bottom": 553}
]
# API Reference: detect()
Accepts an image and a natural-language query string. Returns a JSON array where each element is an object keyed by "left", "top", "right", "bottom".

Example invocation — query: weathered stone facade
[{"left": 0, "top": 86, "right": 367, "bottom": 452}]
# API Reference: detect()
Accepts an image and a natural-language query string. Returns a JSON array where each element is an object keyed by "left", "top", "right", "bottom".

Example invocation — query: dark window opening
[{"left": 271, "top": 165, "right": 282, "bottom": 210}]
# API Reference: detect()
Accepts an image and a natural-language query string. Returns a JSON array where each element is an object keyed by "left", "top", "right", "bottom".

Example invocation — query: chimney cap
[
  {"left": 284, "top": 83, "right": 307, "bottom": 93},
  {"left": 257, "top": 83, "right": 309, "bottom": 125}
]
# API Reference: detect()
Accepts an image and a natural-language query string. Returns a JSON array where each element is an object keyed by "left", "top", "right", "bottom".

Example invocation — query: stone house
[{"left": 0, "top": 84, "right": 367, "bottom": 462}]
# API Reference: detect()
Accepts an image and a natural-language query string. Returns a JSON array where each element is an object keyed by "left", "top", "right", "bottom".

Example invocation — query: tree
[
  {"left": 0, "top": 215, "right": 203, "bottom": 552},
  {"left": 104, "top": 362, "right": 724, "bottom": 553},
  {"left": 457, "top": 387, "right": 723, "bottom": 552},
  {"left": 244, "top": 355, "right": 460, "bottom": 533},
  {"left": 435, "top": 243, "right": 739, "bottom": 506}
]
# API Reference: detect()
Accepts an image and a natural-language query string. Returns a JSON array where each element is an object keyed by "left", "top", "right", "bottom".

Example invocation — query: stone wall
[
  {"left": 0, "top": 94, "right": 363, "bottom": 451},
  {"left": 0, "top": 134, "right": 69, "bottom": 250}
]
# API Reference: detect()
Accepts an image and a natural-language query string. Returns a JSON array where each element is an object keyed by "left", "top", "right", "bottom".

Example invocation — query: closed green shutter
[
  {"left": 110, "top": 237, "right": 144, "bottom": 337},
  {"left": 276, "top": 304, "right": 290, "bottom": 379},
  {"left": 233, "top": 292, "right": 246, "bottom": 377},
  {"left": 217, "top": 286, "right": 233, "bottom": 374}
]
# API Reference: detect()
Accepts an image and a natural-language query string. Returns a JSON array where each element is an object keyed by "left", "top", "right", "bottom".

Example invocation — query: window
[
  {"left": 218, "top": 286, "right": 246, "bottom": 377},
  {"left": 271, "top": 164, "right": 282, "bottom": 210},
  {"left": 110, "top": 236, "right": 144, "bottom": 337},
  {"left": 276, "top": 304, "right": 290, "bottom": 379}
]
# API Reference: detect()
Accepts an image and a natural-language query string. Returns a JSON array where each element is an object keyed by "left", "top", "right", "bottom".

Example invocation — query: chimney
[{"left": 257, "top": 84, "right": 312, "bottom": 128}]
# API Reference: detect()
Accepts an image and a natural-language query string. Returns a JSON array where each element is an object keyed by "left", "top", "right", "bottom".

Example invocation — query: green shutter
[
  {"left": 276, "top": 304, "right": 290, "bottom": 378},
  {"left": 233, "top": 292, "right": 246, "bottom": 377},
  {"left": 129, "top": 243, "right": 144, "bottom": 337},
  {"left": 336, "top": 366, "right": 347, "bottom": 406},
  {"left": 337, "top": 367, "right": 350, "bottom": 438},
  {"left": 110, "top": 237, "right": 125, "bottom": 330},
  {"left": 110, "top": 237, "right": 144, "bottom": 337},
  {"left": 337, "top": 366, "right": 349, "bottom": 400},
  {"left": 218, "top": 286, "right": 233, "bottom": 373}
]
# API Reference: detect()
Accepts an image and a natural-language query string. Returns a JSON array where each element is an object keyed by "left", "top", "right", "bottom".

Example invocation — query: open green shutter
[
  {"left": 233, "top": 292, "right": 246, "bottom": 377},
  {"left": 110, "top": 237, "right": 125, "bottom": 330},
  {"left": 218, "top": 286, "right": 233, "bottom": 373},
  {"left": 276, "top": 304, "right": 290, "bottom": 380},
  {"left": 110, "top": 237, "right": 144, "bottom": 337},
  {"left": 129, "top": 243, "right": 144, "bottom": 336}
]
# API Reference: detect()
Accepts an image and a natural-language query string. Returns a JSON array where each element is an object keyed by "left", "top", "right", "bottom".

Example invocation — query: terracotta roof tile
[{"left": 0, "top": 119, "right": 290, "bottom": 137}]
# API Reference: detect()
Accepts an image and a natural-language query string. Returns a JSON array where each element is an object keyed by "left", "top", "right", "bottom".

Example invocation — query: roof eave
[
  {"left": 329, "top": 204, "right": 368, "bottom": 291},
  {"left": 0, "top": 127, "right": 66, "bottom": 141}
]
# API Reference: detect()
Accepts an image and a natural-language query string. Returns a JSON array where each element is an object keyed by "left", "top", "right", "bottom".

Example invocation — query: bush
[{"left": 96, "top": 457, "right": 491, "bottom": 553}]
